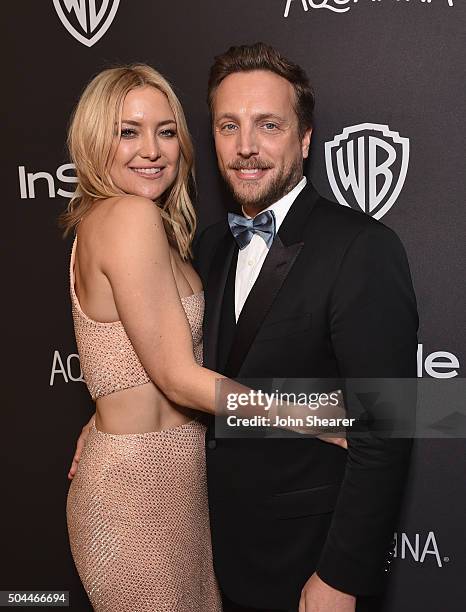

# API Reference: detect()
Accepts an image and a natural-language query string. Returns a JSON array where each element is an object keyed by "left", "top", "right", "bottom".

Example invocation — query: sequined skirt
[{"left": 66, "top": 418, "right": 221, "bottom": 612}]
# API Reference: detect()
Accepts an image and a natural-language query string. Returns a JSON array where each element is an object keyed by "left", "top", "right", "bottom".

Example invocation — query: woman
[{"left": 64, "top": 64, "right": 222, "bottom": 612}]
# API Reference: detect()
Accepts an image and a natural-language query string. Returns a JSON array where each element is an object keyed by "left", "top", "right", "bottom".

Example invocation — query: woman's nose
[{"left": 140, "top": 135, "right": 160, "bottom": 160}]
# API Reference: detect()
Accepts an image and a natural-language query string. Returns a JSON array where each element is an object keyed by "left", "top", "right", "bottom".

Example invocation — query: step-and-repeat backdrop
[{"left": 3, "top": 1, "right": 464, "bottom": 610}]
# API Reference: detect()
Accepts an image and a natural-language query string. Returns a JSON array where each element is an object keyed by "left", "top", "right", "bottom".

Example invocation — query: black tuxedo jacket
[{"left": 194, "top": 183, "right": 418, "bottom": 610}]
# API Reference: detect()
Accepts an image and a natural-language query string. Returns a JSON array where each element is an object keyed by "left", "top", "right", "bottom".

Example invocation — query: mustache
[{"left": 227, "top": 159, "right": 274, "bottom": 170}]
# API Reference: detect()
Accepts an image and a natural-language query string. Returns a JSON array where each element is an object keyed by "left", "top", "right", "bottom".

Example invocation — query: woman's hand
[
  {"left": 317, "top": 435, "right": 347, "bottom": 450},
  {"left": 268, "top": 389, "right": 348, "bottom": 449}
]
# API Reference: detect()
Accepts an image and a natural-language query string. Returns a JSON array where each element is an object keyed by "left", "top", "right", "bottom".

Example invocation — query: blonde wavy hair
[{"left": 60, "top": 64, "right": 196, "bottom": 260}]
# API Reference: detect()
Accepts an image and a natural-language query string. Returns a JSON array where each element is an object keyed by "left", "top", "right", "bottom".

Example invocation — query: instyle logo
[
  {"left": 325, "top": 123, "right": 409, "bottom": 219},
  {"left": 53, "top": 0, "right": 120, "bottom": 47},
  {"left": 284, "top": 0, "right": 454, "bottom": 18},
  {"left": 50, "top": 350, "right": 84, "bottom": 386},
  {"left": 393, "top": 531, "right": 449, "bottom": 568},
  {"left": 18, "top": 163, "right": 77, "bottom": 199}
]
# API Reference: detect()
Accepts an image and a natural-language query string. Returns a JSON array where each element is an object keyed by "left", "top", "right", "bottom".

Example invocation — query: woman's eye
[
  {"left": 121, "top": 128, "right": 136, "bottom": 138},
  {"left": 160, "top": 129, "right": 177, "bottom": 138}
]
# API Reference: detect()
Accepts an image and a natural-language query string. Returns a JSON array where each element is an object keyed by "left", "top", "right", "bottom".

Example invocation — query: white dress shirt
[{"left": 234, "top": 176, "right": 307, "bottom": 321}]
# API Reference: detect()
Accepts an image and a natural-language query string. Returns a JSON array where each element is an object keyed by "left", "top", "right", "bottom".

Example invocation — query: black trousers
[{"left": 222, "top": 593, "right": 384, "bottom": 612}]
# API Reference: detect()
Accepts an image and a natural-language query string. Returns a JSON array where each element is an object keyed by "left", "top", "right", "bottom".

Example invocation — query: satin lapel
[
  {"left": 203, "top": 229, "right": 236, "bottom": 370},
  {"left": 224, "top": 183, "right": 320, "bottom": 377}
]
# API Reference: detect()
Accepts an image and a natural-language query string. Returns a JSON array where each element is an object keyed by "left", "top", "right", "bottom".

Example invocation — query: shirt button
[
  {"left": 248, "top": 260, "right": 254, "bottom": 266},
  {"left": 207, "top": 439, "right": 217, "bottom": 449}
]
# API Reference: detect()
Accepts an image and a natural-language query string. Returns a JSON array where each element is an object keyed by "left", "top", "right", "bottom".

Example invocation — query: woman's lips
[{"left": 130, "top": 167, "right": 165, "bottom": 179}]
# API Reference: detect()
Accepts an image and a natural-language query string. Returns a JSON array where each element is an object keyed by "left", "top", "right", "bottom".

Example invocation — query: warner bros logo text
[
  {"left": 325, "top": 123, "right": 410, "bottom": 219},
  {"left": 53, "top": 0, "right": 120, "bottom": 47}
]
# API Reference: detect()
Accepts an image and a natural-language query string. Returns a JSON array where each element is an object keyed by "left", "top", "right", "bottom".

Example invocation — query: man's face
[{"left": 212, "top": 70, "right": 312, "bottom": 215}]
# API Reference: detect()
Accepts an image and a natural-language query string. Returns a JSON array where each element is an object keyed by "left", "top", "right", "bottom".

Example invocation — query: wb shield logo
[
  {"left": 53, "top": 0, "right": 120, "bottom": 47},
  {"left": 325, "top": 123, "right": 409, "bottom": 219}
]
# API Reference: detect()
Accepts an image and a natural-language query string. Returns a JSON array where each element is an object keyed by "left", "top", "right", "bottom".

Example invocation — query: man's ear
[{"left": 301, "top": 128, "right": 313, "bottom": 159}]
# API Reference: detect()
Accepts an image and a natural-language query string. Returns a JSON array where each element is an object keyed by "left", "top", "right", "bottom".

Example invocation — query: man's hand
[
  {"left": 68, "top": 415, "right": 94, "bottom": 480},
  {"left": 299, "top": 572, "right": 356, "bottom": 612}
]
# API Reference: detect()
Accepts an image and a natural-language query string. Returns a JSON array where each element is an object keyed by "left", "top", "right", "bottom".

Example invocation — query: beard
[{"left": 221, "top": 156, "right": 303, "bottom": 213}]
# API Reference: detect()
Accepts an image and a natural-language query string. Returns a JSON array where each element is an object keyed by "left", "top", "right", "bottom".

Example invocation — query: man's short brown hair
[{"left": 207, "top": 42, "right": 315, "bottom": 137}]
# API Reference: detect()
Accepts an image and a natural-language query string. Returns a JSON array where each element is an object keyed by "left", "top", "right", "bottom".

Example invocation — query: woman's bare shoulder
[
  {"left": 106, "top": 195, "right": 161, "bottom": 221},
  {"left": 93, "top": 196, "right": 165, "bottom": 241},
  {"left": 78, "top": 196, "right": 168, "bottom": 264}
]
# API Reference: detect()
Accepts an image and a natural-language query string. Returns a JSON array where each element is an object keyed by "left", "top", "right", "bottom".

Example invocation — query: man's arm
[
  {"left": 68, "top": 415, "right": 94, "bottom": 479},
  {"left": 315, "top": 223, "right": 418, "bottom": 596}
]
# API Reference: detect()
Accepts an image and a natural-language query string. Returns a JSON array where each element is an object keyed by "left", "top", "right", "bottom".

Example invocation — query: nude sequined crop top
[{"left": 70, "top": 237, "right": 204, "bottom": 401}]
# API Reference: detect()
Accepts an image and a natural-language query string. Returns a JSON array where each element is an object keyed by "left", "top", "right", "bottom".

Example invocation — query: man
[{"left": 194, "top": 43, "right": 418, "bottom": 611}]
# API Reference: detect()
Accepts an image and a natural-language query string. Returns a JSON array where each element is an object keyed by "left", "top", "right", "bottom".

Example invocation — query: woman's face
[{"left": 109, "top": 85, "right": 180, "bottom": 200}]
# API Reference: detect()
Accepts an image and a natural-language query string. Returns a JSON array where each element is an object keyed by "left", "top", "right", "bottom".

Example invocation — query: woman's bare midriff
[{"left": 94, "top": 381, "right": 197, "bottom": 434}]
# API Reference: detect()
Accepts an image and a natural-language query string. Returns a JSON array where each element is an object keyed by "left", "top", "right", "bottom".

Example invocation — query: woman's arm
[{"left": 100, "top": 195, "right": 223, "bottom": 413}]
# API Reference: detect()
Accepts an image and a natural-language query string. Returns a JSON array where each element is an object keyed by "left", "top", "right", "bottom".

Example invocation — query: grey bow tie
[{"left": 228, "top": 209, "right": 276, "bottom": 250}]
